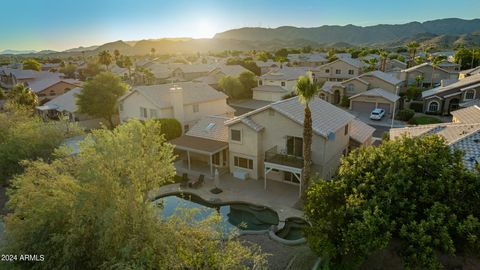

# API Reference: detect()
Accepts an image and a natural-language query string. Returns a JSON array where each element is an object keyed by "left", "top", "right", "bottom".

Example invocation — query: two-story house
[
  {"left": 310, "top": 57, "right": 366, "bottom": 83},
  {"left": 224, "top": 97, "right": 374, "bottom": 196},
  {"left": 253, "top": 67, "right": 309, "bottom": 102},
  {"left": 118, "top": 82, "right": 235, "bottom": 132},
  {"left": 398, "top": 62, "right": 458, "bottom": 88}
]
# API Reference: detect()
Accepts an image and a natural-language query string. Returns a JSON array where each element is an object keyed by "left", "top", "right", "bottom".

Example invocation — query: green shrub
[
  {"left": 154, "top": 118, "right": 182, "bottom": 140},
  {"left": 406, "top": 86, "right": 422, "bottom": 100},
  {"left": 396, "top": 109, "right": 415, "bottom": 121},
  {"left": 340, "top": 95, "right": 350, "bottom": 107},
  {"left": 408, "top": 116, "right": 442, "bottom": 125},
  {"left": 409, "top": 102, "right": 424, "bottom": 113}
]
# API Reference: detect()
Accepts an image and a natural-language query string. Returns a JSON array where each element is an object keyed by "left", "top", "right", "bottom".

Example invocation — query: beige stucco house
[
  {"left": 224, "top": 97, "right": 374, "bottom": 196},
  {"left": 118, "top": 82, "right": 235, "bottom": 132},
  {"left": 398, "top": 62, "right": 458, "bottom": 88},
  {"left": 310, "top": 58, "right": 366, "bottom": 83},
  {"left": 253, "top": 67, "right": 309, "bottom": 102}
]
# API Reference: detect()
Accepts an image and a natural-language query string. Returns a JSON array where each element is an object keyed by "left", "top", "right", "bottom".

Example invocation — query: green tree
[
  {"left": 98, "top": 50, "right": 112, "bottom": 71},
  {"left": 218, "top": 76, "right": 244, "bottom": 99},
  {"left": 76, "top": 72, "right": 127, "bottom": 128},
  {"left": 302, "top": 45, "right": 313, "bottom": 53},
  {"left": 305, "top": 135, "right": 480, "bottom": 269},
  {"left": 379, "top": 50, "right": 388, "bottom": 72},
  {"left": 454, "top": 48, "right": 480, "bottom": 70},
  {"left": 0, "top": 110, "right": 82, "bottom": 183},
  {"left": 295, "top": 76, "right": 318, "bottom": 205},
  {"left": 415, "top": 74, "right": 424, "bottom": 88},
  {"left": 80, "top": 61, "right": 104, "bottom": 80},
  {"left": 366, "top": 58, "right": 379, "bottom": 71},
  {"left": 407, "top": 42, "right": 420, "bottom": 68},
  {"left": 3, "top": 120, "right": 266, "bottom": 269},
  {"left": 59, "top": 63, "right": 77, "bottom": 78},
  {"left": 113, "top": 49, "right": 120, "bottom": 61},
  {"left": 122, "top": 55, "right": 133, "bottom": 79},
  {"left": 154, "top": 118, "right": 182, "bottom": 140},
  {"left": 0, "top": 89, "right": 6, "bottom": 99},
  {"left": 238, "top": 71, "right": 257, "bottom": 98},
  {"left": 7, "top": 83, "right": 38, "bottom": 109},
  {"left": 274, "top": 48, "right": 289, "bottom": 58},
  {"left": 22, "top": 59, "right": 41, "bottom": 71}
]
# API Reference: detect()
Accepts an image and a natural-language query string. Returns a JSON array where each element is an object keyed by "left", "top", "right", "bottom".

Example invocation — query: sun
[{"left": 194, "top": 19, "right": 215, "bottom": 38}]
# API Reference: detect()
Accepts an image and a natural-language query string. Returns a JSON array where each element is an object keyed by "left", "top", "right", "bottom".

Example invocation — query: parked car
[{"left": 370, "top": 108, "right": 385, "bottom": 120}]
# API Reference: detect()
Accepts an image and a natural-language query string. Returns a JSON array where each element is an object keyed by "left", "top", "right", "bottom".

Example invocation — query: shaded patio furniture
[
  {"left": 190, "top": 174, "right": 205, "bottom": 189},
  {"left": 180, "top": 173, "right": 189, "bottom": 188}
]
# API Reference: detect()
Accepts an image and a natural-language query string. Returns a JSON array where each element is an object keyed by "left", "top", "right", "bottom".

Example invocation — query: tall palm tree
[
  {"left": 380, "top": 50, "right": 389, "bottom": 72},
  {"left": 98, "top": 50, "right": 112, "bottom": 71},
  {"left": 407, "top": 42, "right": 419, "bottom": 68},
  {"left": 123, "top": 56, "right": 133, "bottom": 81},
  {"left": 113, "top": 49, "right": 120, "bottom": 62},
  {"left": 295, "top": 76, "right": 318, "bottom": 204},
  {"left": 8, "top": 83, "right": 38, "bottom": 109}
]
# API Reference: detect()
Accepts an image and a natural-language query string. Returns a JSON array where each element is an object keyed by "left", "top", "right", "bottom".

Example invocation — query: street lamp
[{"left": 391, "top": 85, "right": 400, "bottom": 129}]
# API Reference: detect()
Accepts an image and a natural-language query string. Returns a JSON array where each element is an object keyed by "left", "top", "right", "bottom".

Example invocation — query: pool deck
[{"left": 149, "top": 174, "right": 304, "bottom": 223}]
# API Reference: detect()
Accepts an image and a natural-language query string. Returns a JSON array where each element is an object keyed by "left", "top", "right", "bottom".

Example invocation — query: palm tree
[
  {"left": 415, "top": 74, "right": 424, "bottom": 88},
  {"left": 380, "top": 50, "right": 388, "bottom": 72},
  {"left": 123, "top": 56, "right": 133, "bottom": 81},
  {"left": 113, "top": 49, "right": 120, "bottom": 62},
  {"left": 8, "top": 83, "right": 38, "bottom": 109},
  {"left": 367, "top": 58, "right": 379, "bottom": 71},
  {"left": 98, "top": 50, "right": 112, "bottom": 71},
  {"left": 407, "top": 42, "right": 419, "bottom": 68},
  {"left": 295, "top": 76, "right": 318, "bottom": 205}
]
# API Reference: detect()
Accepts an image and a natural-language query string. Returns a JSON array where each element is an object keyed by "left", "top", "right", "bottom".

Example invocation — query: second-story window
[
  {"left": 231, "top": 129, "right": 241, "bottom": 142},
  {"left": 325, "top": 69, "right": 330, "bottom": 73},
  {"left": 193, "top": 104, "right": 199, "bottom": 113},
  {"left": 258, "top": 80, "right": 263, "bottom": 86},
  {"left": 335, "top": 69, "right": 341, "bottom": 74},
  {"left": 348, "top": 69, "right": 354, "bottom": 75},
  {"left": 281, "top": 81, "right": 286, "bottom": 87},
  {"left": 344, "top": 125, "right": 349, "bottom": 135},
  {"left": 140, "top": 107, "right": 147, "bottom": 118}
]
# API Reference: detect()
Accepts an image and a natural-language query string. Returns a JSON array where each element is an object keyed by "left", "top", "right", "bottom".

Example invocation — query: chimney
[{"left": 169, "top": 85, "right": 185, "bottom": 127}]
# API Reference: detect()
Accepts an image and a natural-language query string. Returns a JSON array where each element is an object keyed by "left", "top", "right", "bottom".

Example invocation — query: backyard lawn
[{"left": 409, "top": 116, "right": 442, "bottom": 125}]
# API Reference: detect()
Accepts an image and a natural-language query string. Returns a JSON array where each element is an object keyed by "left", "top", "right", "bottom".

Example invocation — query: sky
[{"left": 1, "top": 0, "right": 480, "bottom": 51}]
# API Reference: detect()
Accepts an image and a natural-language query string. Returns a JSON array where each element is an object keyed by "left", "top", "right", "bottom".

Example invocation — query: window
[
  {"left": 281, "top": 81, "right": 286, "bottom": 87},
  {"left": 231, "top": 129, "right": 241, "bottom": 142},
  {"left": 149, "top": 109, "right": 158, "bottom": 118},
  {"left": 234, "top": 156, "right": 253, "bottom": 169},
  {"left": 192, "top": 104, "right": 199, "bottom": 113},
  {"left": 325, "top": 69, "right": 330, "bottom": 73},
  {"left": 335, "top": 69, "right": 341, "bottom": 74},
  {"left": 428, "top": 101, "right": 439, "bottom": 112},
  {"left": 140, "top": 107, "right": 148, "bottom": 118},
  {"left": 348, "top": 70, "right": 354, "bottom": 75},
  {"left": 465, "top": 89, "right": 475, "bottom": 100},
  {"left": 286, "top": 136, "right": 303, "bottom": 158},
  {"left": 344, "top": 125, "right": 349, "bottom": 135},
  {"left": 258, "top": 80, "right": 263, "bottom": 86},
  {"left": 347, "top": 84, "right": 354, "bottom": 93}
]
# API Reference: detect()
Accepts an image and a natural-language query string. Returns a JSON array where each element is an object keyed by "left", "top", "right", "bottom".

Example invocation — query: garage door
[
  {"left": 351, "top": 101, "right": 376, "bottom": 113},
  {"left": 377, "top": 103, "right": 391, "bottom": 113}
]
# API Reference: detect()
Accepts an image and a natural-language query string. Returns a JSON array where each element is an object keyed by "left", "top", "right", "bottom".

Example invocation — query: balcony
[{"left": 264, "top": 146, "right": 304, "bottom": 169}]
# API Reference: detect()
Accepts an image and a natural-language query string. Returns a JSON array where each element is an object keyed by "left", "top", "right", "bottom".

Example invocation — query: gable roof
[
  {"left": 225, "top": 96, "right": 355, "bottom": 137},
  {"left": 260, "top": 67, "right": 309, "bottom": 81},
  {"left": 119, "top": 82, "right": 228, "bottom": 109},
  {"left": 41, "top": 87, "right": 81, "bottom": 113},
  {"left": 401, "top": 62, "right": 454, "bottom": 74},
  {"left": 321, "top": 81, "right": 344, "bottom": 94},
  {"left": 28, "top": 77, "right": 80, "bottom": 93},
  {"left": 253, "top": 85, "right": 289, "bottom": 93},
  {"left": 360, "top": 70, "right": 403, "bottom": 85},
  {"left": 212, "top": 65, "right": 250, "bottom": 77},
  {"left": 186, "top": 115, "right": 230, "bottom": 142},
  {"left": 349, "top": 88, "right": 400, "bottom": 102},
  {"left": 451, "top": 106, "right": 480, "bottom": 124}
]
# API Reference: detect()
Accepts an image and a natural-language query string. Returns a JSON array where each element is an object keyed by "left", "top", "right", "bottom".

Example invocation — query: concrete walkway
[{"left": 149, "top": 174, "right": 304, "bottom": 223}]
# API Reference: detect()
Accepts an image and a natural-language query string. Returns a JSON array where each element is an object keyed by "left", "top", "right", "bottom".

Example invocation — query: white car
[{"left": 370, "top": 108, "right": 385, "bottom": 120}]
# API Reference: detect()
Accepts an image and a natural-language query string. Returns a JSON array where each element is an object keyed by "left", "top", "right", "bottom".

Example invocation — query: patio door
[{"left": 286, "top": 136, "right": 303, "bottom": 158}]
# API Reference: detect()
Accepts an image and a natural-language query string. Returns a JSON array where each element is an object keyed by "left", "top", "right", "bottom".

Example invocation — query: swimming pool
[
  {"left": 154, "top": 193, "right": 280, "bottom": 233},
  {"left": 275, "top": 217, "right": 308, "bottom": 240}
]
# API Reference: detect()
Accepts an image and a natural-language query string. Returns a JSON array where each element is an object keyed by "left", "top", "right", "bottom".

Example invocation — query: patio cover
[{"left": 170, "top": 135, "right": 228, "bottom": 155}]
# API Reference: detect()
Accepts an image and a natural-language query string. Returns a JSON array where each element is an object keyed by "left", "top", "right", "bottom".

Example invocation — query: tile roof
[
  {"left": 390, "top": 122, "right": 480, "bottom": 144},
  {"left": 402, "top": 62, "right": 454, "bottom": 74},
  {"left": 451, "top": 106, "right": 480, "bottom": 124},
  {"left": 185, "top": 116, "right": 230, "bottom": 142},
  {"left": 226, "top": 96, "right": 355, "bottom": 137},
  {"left": 322, "top": 81, "right": 343, "bottom": 94},
  {"left": 360, "top": 70, "right": 403, "bottom": 85},
  {"left": 42, "top": 87, "right": 81, "bottom": 113},
  {"left": 253, "top": 85, "right": 289, "bottom": 93},
  {"left": 212, "top": 65, "right": 250, "bottom": 77},
  {"left": 461, "top": 66, "right": 480, "bottom": 76},
  {"left": 450, "top": 130, "right": 480, "bottom": 171},
  {"left": 260, "top": 67, "right": 309, "bottom": 81},
  {"left": 241, "top": 117, "right": 265, "bottom": 132},
  {"left": 28, "top": 77, "right": 80, "bottom": 93},
  {"left": 350, "top": 119, "right": 375, "bottom": 144},
  {"left": 460, "top": 99, "right": 480, "bottom": 108},
  {"left": 422, "top": 73, "right": 480, "bottom": 98},
  {"left": 121, "top": 82, "right": 228, "bottom": 108},
  {"left": 170, "top": 135, "right": 228, "bottom": 154},
  {"left": 349, "top": 88, "right": 400, "bottom": 102}
]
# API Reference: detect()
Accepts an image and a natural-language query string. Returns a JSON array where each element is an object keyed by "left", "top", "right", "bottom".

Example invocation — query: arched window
[
  {"left": 428, "top": 101, "right": 439, "bottom": 112},
  {"left": 465, "top": 89, "right": 475, "bottom": 100}
]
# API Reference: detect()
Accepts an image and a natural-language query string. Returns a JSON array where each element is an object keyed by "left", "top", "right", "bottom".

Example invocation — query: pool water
[
  {"left": 275, "top": 217, "right": 308, "bottom": 240},
  {"left": 154, "top": 193, "right": 279, "bottom": 233}
]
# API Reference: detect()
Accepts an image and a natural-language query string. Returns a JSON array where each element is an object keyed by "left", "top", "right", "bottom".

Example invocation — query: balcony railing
[{"left": 264, "top": 146, "right": 304, "bottom": 169}]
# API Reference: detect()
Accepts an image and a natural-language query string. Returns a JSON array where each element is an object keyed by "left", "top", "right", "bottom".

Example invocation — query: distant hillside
[
  {"left": 214, "top": 18, "right": 480, "bottom": 46},
  {"left": 0, "top": 49, "right": 37, "bottom": 55},
  {"left": 64, "top": 45, "right": 99, "bottom": 52}
]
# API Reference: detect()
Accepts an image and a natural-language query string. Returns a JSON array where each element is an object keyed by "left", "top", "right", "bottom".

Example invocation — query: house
[
  {"left": 29, "top": 78, "right": 81, "bottom": 104},
  {"left": 421, "top": 73, "right": 480, "bottom": 115},
  {"left": 224, "top": 97, "right": 374, "bottom": 195},
  {"left": 310, "top": 57, "right": 366, "bottom": 83},
  {"left": 253, "top": 67, "right": 309, "bottom": 102},
  {"left": 390, "top": 121, "right": 480, "bottom": 172},
  {"left": 398, "top": 62, "right": 458, "bottom": 88},
  {"left": 118, "top": 82, "right": 235, "bottom": 132},
  {"left": 384, "top": 59, "right": 407, "bottom": 72},
  {"left": 0, "top": 68, "right": 65, "bottom": 90},
  {"left": 437, "top": 60, "right": 461, "bottom": 72},
  {"left": 194, "top": 64, "right": 250, "bottom": 87},
  {"left": 36, "top": 87, "right": 103, "bottom": 129},
  {"left": 318, "top": 70, "right": 403, "bottom": 114},
  {"left": 287, "top": 53, "right": 328, "bottom": 67},
  {"left": 255, "top": 60, "right": 280, "bottom": 75},
  {"left": 170, "top": 115, "right": 230, "bottom": 178}
]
